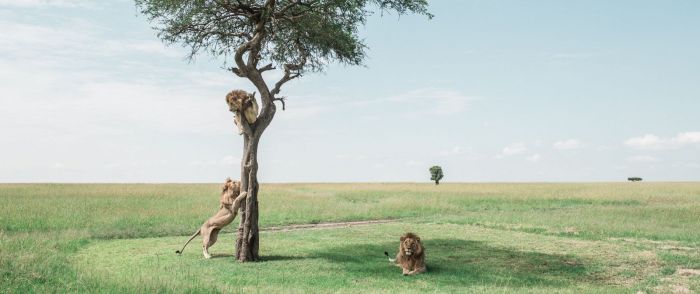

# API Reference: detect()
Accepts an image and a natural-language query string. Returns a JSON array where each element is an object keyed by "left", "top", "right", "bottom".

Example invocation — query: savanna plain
[{"left": 1, "top": 182, "right": 699, "bottom": 293}]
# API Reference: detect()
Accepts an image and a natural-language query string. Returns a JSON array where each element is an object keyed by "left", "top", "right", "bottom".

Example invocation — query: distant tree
[
  {"left": 627, "top": 177, "right": 643, "bottom": 182},
  {"left": 429, "top": 166, "right": 443, "bottom": 185},
  {"left": 135, "top": 0, "right": 432, "bottom": 262}
]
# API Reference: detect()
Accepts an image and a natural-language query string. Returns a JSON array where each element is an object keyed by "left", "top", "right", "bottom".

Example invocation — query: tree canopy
[
  {"left": 135, "top": 0, "right": 432, "bottom": 79},
  {"left": 429, "top": 165, "right": 443, "bottom": 185}
]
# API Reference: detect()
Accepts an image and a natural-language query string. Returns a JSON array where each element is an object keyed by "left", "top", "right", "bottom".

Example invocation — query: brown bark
[
  {"left": 232, "top": 0, "right": 299, "bottom": 262},
  {"left": 235, "top": 135, "right": 260, "bottom": 261},
  {"left": 234, "top": 69, "right": 276, "bottom": 262}
]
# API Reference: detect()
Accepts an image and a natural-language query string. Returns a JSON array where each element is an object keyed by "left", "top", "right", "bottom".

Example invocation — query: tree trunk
[
  {"left": 234, "top": 71, "right": 276, "bottom": 262},
  {"left": 235, "top": 134, "right": 261, "bottom": 261}
]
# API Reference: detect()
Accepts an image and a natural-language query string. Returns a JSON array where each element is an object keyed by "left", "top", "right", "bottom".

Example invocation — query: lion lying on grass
[
  {"left": 385, "top": 232, "right": 426, "bottom": 275},
  {"left": 175, "top": 178, "right": 247, "bottom": 258}
]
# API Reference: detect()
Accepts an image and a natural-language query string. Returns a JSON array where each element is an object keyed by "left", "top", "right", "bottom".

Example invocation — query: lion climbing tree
[{"left": 136, "top": 0, "right": 432, "bottom": 262}]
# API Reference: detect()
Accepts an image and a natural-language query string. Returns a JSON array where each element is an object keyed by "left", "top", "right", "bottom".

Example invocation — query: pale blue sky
[{"left": 1, "top": 0, "right": 698, "bottom": 183}]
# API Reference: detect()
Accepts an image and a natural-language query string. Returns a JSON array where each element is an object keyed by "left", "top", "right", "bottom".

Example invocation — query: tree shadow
[
  {"left": 261, "top": 255, "right": 307, "bottom": 262},
  {"left": 309, "top": 239, "right": 595, "bottom": 289},
  {"left": 209, "top": 253, "right": 235, "bottom": 259},
  {"left": 208, "top": 253, "right": 304, "bottom": 261}
]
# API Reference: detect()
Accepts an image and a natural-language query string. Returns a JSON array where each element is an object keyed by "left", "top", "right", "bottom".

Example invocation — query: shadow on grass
[
  {"left": 210, "top": 253, "right": 234, "bottom": 259},
  {"left": 309, "top": 239, "right": 594, "bottom": 288},
  {"left": 207, "top": 254, "right": 305, "bottom": 261},
  {"left": 261, "top": 255, "right": 307, "bottom": 262}
]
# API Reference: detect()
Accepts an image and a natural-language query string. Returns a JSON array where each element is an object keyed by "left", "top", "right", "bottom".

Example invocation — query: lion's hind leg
[
  {"left": 203, "top": 228, "right": 221, "bottom": 258},
  {"left": 201, "top": 226, "right": 214, "bottom": 259},
  {"left": 209, "top": 228, "right": 220, "bottom": 246}
]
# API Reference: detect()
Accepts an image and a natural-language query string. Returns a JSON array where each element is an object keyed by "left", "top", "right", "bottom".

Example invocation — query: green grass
[{"left": 1, "top": 182, "right": 699, "bottom": 293}]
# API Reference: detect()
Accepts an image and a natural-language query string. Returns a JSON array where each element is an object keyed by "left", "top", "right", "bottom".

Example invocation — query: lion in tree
[{"left": 226, "top": 90, "right": 259, "bottom": 135}]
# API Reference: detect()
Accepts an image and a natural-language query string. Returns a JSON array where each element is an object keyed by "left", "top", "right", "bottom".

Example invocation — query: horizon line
[{"left": 1, "top": 180, "right": 697, "bottom": 185}]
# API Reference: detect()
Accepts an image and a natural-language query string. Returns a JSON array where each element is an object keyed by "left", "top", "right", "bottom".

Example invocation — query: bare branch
[
  {"left": 226, "top": 1, "right": 274, "bottom": 74},
  {"left": 273, "top": 97, "right": 286, "bottom": 110},
  {"left": 229, "top": 67, "right": 247, "bottom": 77},
  {"left": 219, "top": 31, "right": 252, "bottom": 39},
  {"left": 258, "top": 63, "right": 275, "bottom": 72},
  {"left": 270, "top": 39, "right": 307, "bottom": 96},
  {"left": 271, "top": 70, "right": 301, "bottom": 96}
]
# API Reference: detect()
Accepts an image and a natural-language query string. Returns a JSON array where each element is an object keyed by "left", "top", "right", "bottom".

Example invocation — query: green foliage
[
  {"left": 429, "top": 165, "right": 443, "bottom": 184},
  {"left": 134, "top": 0, "right": 432, "bottom": 73}
]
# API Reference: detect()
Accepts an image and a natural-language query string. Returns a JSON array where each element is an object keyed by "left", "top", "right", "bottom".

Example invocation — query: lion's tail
[
  {"left": 384, "top": 251, "right": 396, "bottom": 263},
  {"left": 175, "top": 229, "right": 201, "bottom": 255}
]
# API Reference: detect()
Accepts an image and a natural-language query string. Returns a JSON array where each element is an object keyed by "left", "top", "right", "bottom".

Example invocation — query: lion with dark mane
[
  {"left": 385, "top": 232, "right": 426, "bottom": 275},
  {"left": 225, "top": 90, "right": 259, "bottom": 135},
  {"left": 175, "top": 178, "right": 247, "bottom": 259}
]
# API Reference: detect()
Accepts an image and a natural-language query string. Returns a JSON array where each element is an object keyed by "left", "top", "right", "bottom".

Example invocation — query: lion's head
[
  {"left": 226, "top": 90, "right": 248, "bottom": 112},
  {"left": 225, "top": 90, "right": 259, "bottom": 126},
  {"left": 226, "top": 90, "right": 256, "bottom": 111},
  {"left": 400, "top": 232, "right": 423, "bottom": 257},
  {"left": 220, "top": 177, "right": 241, "bottom": 206}
]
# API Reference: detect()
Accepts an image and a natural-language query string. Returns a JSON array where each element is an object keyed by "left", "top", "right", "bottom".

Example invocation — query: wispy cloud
[
  {"left": 526, "top": 154, "right": 541, "bottom": 162},
  {"left": 276, "top": 104, "right": 328, "bottom": 120},
  {"left": 0, "top": 18, "right": 184, "bottom": 69},
  {"left": 627, "top": 155, "right": 658, "bottom": 163},
  {"left": 404, "top": 160, "right": 425, "bottom": 167},
  {"left": 624, "top": 132, "right": 700, "bottom": 150},
  {"left": 388, "top": 88, "right": 478, "bottom": 115},
  {"left": 0, "top": 0, "right": 92, "bottom": 8},
  {"left": 220, "top": 155, "right": 239, "bottom": 166},
  {"left": 335, "top": 154, "right": 367, "bottom": 161},
  {"left": 501, "top": 142, "right": 527, "bottom": 156},
  {"left": 549, "top": 53, "right": 592, "bottom": 60},
  {"left": 190, "top": 155, "right": 240, "bottom": 167},
  {"left": 672, "top": 162, "right": 700, "bottom": 169},
  {"left": 439, "top": 146, "right": 463, "bottom": 157},
  {"left": 553, "top": 139, "right": 581, "bottom": 150}
]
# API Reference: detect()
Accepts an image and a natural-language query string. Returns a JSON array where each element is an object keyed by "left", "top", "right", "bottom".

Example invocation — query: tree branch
[
  {"left": 232, "top": 1, "right": 273, "bottom": 74},
  {"left": 258, "top": 63, "right": 275, "bottom": 72},
  {"left": 233, "top": 42, "right": 252, "bottom": 75},
  {"left": 270, "top": 69, "right": 301, "bottom": 96},
  {"left": 273, "top": 97, "right": 286, "bottom": 110},
  {"left": 277, "top": 0, "right": 302, "bottom": 15},
  {"left": 245, "top": 0, "right": 276, "bottom": 69},
  {"left": 229, "top": 67, "right": 247, "bottom": 77},
  {"left": 217, "top": 0, "right": 258, "bottom": 16},
  {"left": 274, "top": 0, "right": 320, "bottom": 19},
  {"left": 270, "top": 39, "right": 307, "bottom": 96}
]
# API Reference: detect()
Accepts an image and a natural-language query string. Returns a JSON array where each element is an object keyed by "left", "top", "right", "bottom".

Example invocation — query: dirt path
[{"left": 261, "top": 219, "right": 397, "bottom": 232}]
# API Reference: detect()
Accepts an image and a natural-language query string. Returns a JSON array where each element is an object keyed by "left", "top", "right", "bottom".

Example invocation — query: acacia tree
[
  {"left": 135, "top": 0, "right": 431, "bottom": 262},
  {"left": 429, "top": 165, "right": 443, "bottom": 185}
]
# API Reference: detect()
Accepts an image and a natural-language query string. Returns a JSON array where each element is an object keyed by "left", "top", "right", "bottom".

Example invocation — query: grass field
[{"left": 1, "top": 182, "right": 699, "bottom": 293}]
